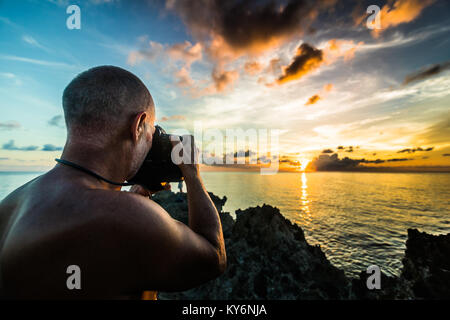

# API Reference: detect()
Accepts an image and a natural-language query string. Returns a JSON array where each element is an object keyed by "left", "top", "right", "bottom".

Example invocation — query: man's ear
[{"left": 131, "top": 111, "right": 147, "bottom": 143}]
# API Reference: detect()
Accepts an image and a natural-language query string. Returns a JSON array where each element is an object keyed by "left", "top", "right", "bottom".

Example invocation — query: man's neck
[{"left": 59, "top": 139, "right": 130, "bottom": 191}]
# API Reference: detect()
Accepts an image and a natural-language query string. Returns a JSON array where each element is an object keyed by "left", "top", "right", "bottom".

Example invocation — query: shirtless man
[{"left": 0, "top": 66, "right": 226, "bottom": 299}]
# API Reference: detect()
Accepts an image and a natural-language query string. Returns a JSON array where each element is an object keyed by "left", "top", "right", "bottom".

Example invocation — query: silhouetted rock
[
  {"left": 152, "top": 191, "right": 450, "bottom": 300},
  {"left": 351, "top": 229, "right": 450, "bottom": 300},
  {"left": 400, "top": 229, "right": 450, "bottom": 299}
]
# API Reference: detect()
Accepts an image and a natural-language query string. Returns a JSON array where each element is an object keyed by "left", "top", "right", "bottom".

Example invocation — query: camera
[{"left": 129, "top": 125, "right": 183, "bottom": 191}]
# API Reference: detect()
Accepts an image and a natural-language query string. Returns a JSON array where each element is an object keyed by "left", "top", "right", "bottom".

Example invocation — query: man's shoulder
[
  {"left": 0, "top": 176, "right": 40, "bottom": 210},
  {"left": 84, "top": 188, "right": 165, "bottom": 216},
  {"left": 79, "top": 189, "right": 173, "bottom": 233}
]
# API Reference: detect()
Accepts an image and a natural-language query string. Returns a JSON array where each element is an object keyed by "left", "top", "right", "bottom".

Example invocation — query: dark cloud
[
  {"left": 2, "top": 140, "right": 39, "bottom": 151},
  {"left": 48, "top": 115, "right": 65, "bottom": 128},
  {"left": 42, "top": 144, "right": 63, "bottom": 152},
  {"left": 277, "top": 43, "right": 323, "bottom": 84},
  {"left": 233, "top": 149, "right": 256, "bottom": 158},
  {"left": 308, "top": 153, "right": 413, "bottom": 171},
  {"left": 397, "top": 147, "right": 434, "bottom": 153},
  {"left": 336, "top": 145, "right": 353, "bottom": 152},
  {"left": 309, "top": 153, "right": 363, "bottom": 171},
  {"left": 2, "top": 140, "right": 62, "bottom": 152},
  {"left": 280, "top": 159, "right": 299, "bottom": 165},
  {"left": 167, "top": 0, "right": 335, "bottom": 53},
  {"left": 386, "top": 158, "right": 413, "bottom": 162},
  {"left": 443, "top": 154, "right": 450, "bottom": 157},
  {"left": 0, "top": 121, "right": 20, "bottom": 130},
  {"left": 279, "top": 156, "right": 300, "bottom": 166},
  {"left": 403, "top": 60, "right": 450, "bottom": 85},
  {"left": 321, "top": 148, "right": 334, "bottom": 154}
]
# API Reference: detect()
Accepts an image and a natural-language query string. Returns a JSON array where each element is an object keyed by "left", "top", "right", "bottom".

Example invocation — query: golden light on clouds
[
  {"left": 374, "top": 0, "right": 435, "bottom": 37},
  {"left": 276, "top": 43, "right": 324, "bottom": 84},
  {"left": 305, "top": 83, "right": 333, "bottom": 106},
  {"left": 244, "top": 61, "right": 264, "bottom": 76},
  {"left": 323, "top": 39, "right": 364, "bottom": 64},
  {"left": 305, "top": 94, "right": 321, "bottom": 106}
]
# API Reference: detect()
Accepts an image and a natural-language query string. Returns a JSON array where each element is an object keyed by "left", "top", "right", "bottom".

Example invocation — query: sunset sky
[{"left": 0, "top": 0, "right": 449, "bottom": 172}]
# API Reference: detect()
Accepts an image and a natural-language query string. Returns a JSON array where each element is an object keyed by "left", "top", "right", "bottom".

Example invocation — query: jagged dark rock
[
  {"left": 400, "top": 229, "right": 450, "bottom": 299},
  {"left": 152, "top": 191, "right": 449, "bottom": 300}
]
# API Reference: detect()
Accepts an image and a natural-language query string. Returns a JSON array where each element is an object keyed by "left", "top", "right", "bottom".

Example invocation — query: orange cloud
[
  {"left": 276, "top": 43, "right": 324, "bottom": 84},
  {"left": 304, "top": 83, "right": 333, "bottom": 106},
  {"left": 324, "top": 83, "right": 333, "bottom": 92},
  {"left": 167, "top": 41, "right": 202, "bottom": 66},
  {"left": 271, "top": 39, "right": 362, "bottom": 86},
  {"left": 174, "top": 67, "right": 194, "bottom": 88},
  {"left": 211, "top": 68, "right": 239, "bottom": 92},
  {"left": 305, "top": 94, "right": 321, "bottom": 105},
  {"left": 324, "top": 39, "right": 363, "bottom": 63},
  {"left": 159, "top": 115, "right": 186, "bottom": 122},
  {"left": 374, "top": 0, "right": 435, "bottom": 37},
  {"left": 244, "top": 61, "right": 263, "bottom": 75},
  {"left": 180, "top": 66, "right": 239, "bottom": 97}
]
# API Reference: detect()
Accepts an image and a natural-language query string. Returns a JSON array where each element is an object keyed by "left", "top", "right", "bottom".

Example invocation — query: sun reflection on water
[{"left": 300, "top": 172, "right": 310, "bottom": 216}]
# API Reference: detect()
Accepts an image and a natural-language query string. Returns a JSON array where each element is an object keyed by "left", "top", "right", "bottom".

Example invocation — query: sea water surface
[{"left": 1, "top": 171, "right": 449, "bottom": 277}]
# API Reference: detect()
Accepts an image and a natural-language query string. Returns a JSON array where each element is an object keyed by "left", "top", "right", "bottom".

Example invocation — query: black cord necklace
[{"left": 55, "top": 158, "right": 134, "bottom": 187}]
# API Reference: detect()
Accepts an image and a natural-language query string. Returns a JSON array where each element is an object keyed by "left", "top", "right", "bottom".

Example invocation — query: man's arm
[
  {"left": 182, "top": 164, "right": 226, "bottom": 272},
  {"left": 107, "top": 186, "right": 226, "bottom": 293}
]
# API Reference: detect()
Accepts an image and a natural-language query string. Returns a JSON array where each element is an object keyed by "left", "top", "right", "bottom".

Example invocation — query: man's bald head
[{"left": 63, "top": 66, "right": 154, "bottom": 136}]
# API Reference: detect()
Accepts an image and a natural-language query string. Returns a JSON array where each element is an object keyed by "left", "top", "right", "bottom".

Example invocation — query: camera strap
[{"left": 55, "top": 158, "right": 134, "bottom": 187}]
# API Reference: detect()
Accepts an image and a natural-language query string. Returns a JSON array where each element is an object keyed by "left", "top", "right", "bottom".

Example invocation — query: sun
[{"left": 299, "top": 159, "right": 310, "bottom": 172}]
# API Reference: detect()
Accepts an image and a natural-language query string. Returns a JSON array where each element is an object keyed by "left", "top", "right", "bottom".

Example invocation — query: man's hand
[
  {"left": 129, "top": 184, "right": 171, "bottom": 197},
  {"left": 170, "top": 135, "right": 199, "bottom": 179}
]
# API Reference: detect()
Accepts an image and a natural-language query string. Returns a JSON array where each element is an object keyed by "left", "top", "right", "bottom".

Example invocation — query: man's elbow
[
  {"left": 216, "top": 251, "right": 227, "bottom": 276},
  {"left": 207, "top": 247, "right": 227, "bottom": 279}
]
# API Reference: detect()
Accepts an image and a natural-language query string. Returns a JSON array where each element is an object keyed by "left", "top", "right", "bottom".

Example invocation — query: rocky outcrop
[
  {"left": 400, "top": 229, "right": 450, "bottom": 299},
  {"left": 349, "top": 229, "right": 450, "bottom": 300},
  {"left": 152, "top": 191, "right": 449, "bottom": 300}
]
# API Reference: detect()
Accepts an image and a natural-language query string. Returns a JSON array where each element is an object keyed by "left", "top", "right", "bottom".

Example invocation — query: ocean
[{"left": 1, "top": 171, "right": 449, "bottom": 278}]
